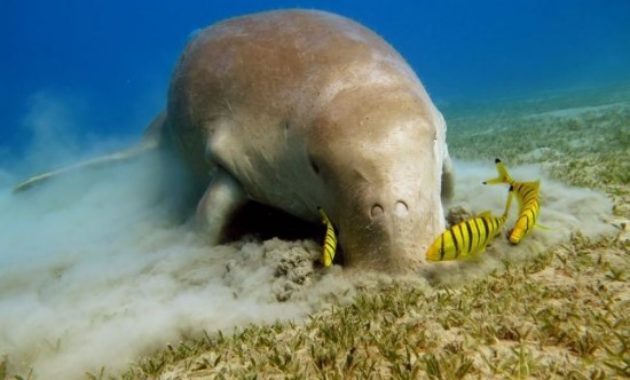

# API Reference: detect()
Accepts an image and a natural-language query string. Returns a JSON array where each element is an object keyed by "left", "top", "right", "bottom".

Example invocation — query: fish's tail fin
[
  {"left": 13, "top": 139, "right": 160, "bottom": 193},
  {"left": 483, "top": 158, "right": 513, "bottom": 185}
]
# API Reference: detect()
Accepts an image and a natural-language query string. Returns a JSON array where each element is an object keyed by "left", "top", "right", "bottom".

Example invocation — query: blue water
[
  {"left": 1, "top": 0, "right": 629, "bottom": 156},
  {"left": 1, "top": 2, "right": 628, "bottom": 377}
]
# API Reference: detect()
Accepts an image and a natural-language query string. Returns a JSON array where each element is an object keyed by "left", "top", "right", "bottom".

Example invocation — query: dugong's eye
[{"left": 309, "top": 157, "right": 320, "bottom": 174}]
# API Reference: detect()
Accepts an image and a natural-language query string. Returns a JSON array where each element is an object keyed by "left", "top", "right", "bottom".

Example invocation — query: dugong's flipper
[
  {"left": 13, "top": 112, "right": 166, "bottom": 193},
  {"left": 195, "top": 168, "right": 246, "bottom": 244},
  {"left": 13, "top": 140, "right": 159, "bottom": 193}
]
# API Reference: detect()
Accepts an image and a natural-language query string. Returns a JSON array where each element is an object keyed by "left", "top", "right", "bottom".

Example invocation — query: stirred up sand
[{"left": 1, "top": 90, "right": 628, "bottom": 379}]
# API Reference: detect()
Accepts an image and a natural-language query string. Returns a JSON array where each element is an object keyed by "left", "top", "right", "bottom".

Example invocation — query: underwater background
[
  {"left": 1, "top": 1, "right": 629, "bottom": 378},
  {"left": 2, "top": 0, "right": 629, "bottom": 157}
]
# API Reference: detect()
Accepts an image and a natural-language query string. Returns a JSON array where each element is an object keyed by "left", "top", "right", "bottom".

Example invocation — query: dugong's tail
[{"left": 13, "top": 112, "right": 165, "bottom": 193}]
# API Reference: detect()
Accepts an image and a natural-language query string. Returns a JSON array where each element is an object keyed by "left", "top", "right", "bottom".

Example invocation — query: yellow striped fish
[
  {"left": 426, "top": 191, "right": 512, "bottom": 261},
  {"left": 483, "top": 158, "right": 541, "bottom": 245},
  {"left": 318, "top": 208, "right": 337, "bottom": 267}
]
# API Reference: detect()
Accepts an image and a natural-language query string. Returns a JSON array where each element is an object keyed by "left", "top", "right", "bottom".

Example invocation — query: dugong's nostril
[
  {"left": 371, "top": 204, "right": 384, "bottom": 218},
  {"left": 395, "top": 200, "right": 409, "bottom": 216}
]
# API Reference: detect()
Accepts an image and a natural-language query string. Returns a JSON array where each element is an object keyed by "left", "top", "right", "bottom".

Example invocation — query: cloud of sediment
[
  {"left": 423, "top": 160, "right": 614, "bottom": 284},
  {"left": 0, "top": 95, "right": 614, "bottom": 378},
  {"left": 0, "top": 95, "right": 354, "bottom": 378}
]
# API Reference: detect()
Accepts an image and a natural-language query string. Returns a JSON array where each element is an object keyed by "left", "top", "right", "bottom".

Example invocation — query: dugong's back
[
  {"left": 165, "top": 10, "right": 435, "bottom": 177},
  {"left": 13, "top": 9, "right": 452, "bottom": 271}
]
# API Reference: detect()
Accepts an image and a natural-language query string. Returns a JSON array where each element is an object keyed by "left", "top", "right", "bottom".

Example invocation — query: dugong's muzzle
[
  {"left": 306, "top": 91, "right": 446, "bottom": 271},
  {"left": 335, "top": 176, "right": 444, "bottom": 272}
]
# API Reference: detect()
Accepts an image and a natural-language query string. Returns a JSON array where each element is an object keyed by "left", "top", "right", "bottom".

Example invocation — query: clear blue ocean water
[
  {"left": 1, "top": 0, "right": 629, "bottom": 156},
  {"left": 1, "top": 2, "right": 628, "bottom": 377}
]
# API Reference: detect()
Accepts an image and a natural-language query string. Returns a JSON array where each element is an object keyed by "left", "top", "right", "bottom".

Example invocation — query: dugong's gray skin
[
  {"left": 162, "top": 9, "right": 454, "bottom": 271},
  {"left": 15, "top": 9, "right": 454, "bottom": 272}
]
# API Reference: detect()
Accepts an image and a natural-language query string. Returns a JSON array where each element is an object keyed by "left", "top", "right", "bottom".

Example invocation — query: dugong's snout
[
  {"left": 310, "top": 125, "right": 446, "bottom": 271},
  {"left": 336, "top": 184, "right": 443, "bottom": 272}
]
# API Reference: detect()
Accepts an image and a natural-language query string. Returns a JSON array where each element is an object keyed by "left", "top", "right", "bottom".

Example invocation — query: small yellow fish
[
  {"left": 483, "top": 158, "right": 541, "bottom": 245},
  {"left": 318, "top": 208, "right": 337, "bottom": 267},
  {"left": 426, "top": 191, "right": 512, "bottom": 261}
]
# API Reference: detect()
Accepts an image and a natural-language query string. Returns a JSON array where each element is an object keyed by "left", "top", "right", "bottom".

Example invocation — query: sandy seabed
[{"left": 1, "top": 91, "right": 628, "bottom": 379}]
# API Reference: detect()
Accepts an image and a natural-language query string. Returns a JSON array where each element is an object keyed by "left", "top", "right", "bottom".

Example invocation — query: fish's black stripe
[
  {"left": 443, "top": 230, "right": 457, "bottom": 258},
  {"left": 523, "top": 204, "right": 536, "bottom": 213},
  {"left": 473, "top": 218, "right": 482, "bottom": 247},
  {"left": 440, "top": 235, "right": 445, "bottom": 260},
  {"left": 523, "top": 195, "right": 536, "bottom": 205},
  {"left": 523, "top": 193, "right": 537, "bottom": 204},
  {"left": 521, "top": 186, "right": 535, "bottom": 200},
  {"left": 524, "top": 197, "right": 537, "bottom": 207},
  {"left": 451, "top": 227, "right": 460, "bottom": 257},
  {"left": 464, "top": 221, "right": 474, "bottom": 253},
  {"left": 526, "top": 187, "right": 538, "bottom": 199},
  {"left": 471, "top": 219, "right": 481, "bottom": 250},
  {"left": 477, "top": 218, "right": 487, "bottom": 246},
  {"left": 481, "top": 217, "right": 490, "bottom": 244}
]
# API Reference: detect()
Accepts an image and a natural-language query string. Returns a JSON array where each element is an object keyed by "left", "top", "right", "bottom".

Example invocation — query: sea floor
[
  {"left": 2, "top": 87, "right": 629, "bottom": 379},
  {"left": 119, "top": 90, "right": 628, "bottom": 379}
]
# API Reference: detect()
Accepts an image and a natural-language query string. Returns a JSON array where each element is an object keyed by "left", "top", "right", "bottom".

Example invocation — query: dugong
[{"left": 16, "top": 10, "right": 454, "bottom": 272}]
